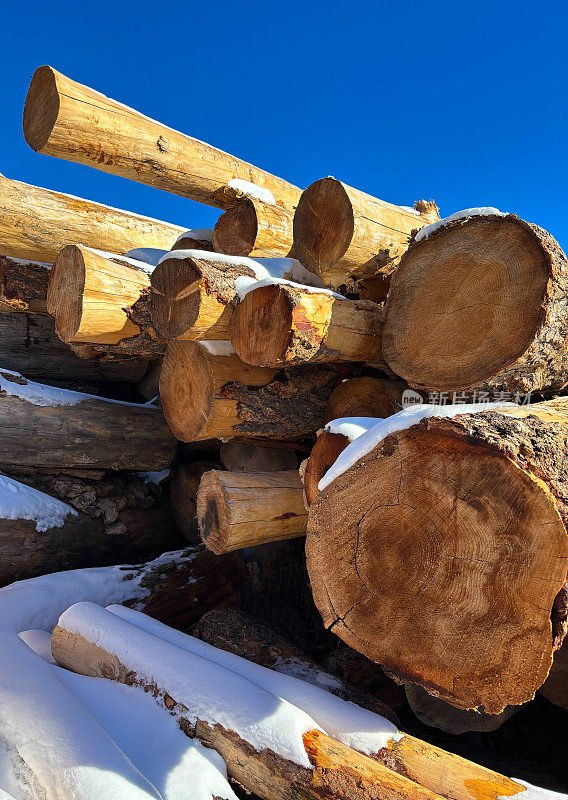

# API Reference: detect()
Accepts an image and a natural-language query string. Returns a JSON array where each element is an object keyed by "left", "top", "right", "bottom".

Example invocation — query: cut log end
[
  {"left": 23, "top": 65, "right": 59, "bottom": 152},
  {"left": 150, "top": 257, "right": 203, "bottom": 339},
  {"left": 325, "top": 376, "right": 407, "bottom": 421},
  {"left": 47, "top": 244, "right": 84, "bottom": 341},
  {"left": 196, "top": 470, "right": 229, "bottom": 554},
  {"left": 213, "top": 197, "right": 258, "bottom": 256},
  {"left": 230, "top": 283, "right": 293, "bottom": 365},
  {"left": 383, "top": 216, "right": 551, "bottom": 391},
  {"left": 293, "top": 177, "right": 354, "bottom": 275},
  {"left": 307, "top": 419, "right": 568, "bottom": 713},
  {"left": 160, "top": 340, "right": 213, "bottom": 441},
  {"left": 303, "top": 431, "right": 350, "bottom": 506}
]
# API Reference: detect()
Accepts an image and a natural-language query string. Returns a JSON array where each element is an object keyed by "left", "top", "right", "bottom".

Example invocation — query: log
[
  {"left": 292, "top": 178, "right": 439, "bottom": 287},
  {"left": 197, "top": 470, "right": 307, "bottom": 553},
  {"left": 138, "top": 359, "right": 162, "bottom": 400},
  {"left": 306, "top": 400, "right": 568, "bottom": 713},
  {"left": 24, "top": 66, "right": 302, "bottom": 212},
  {"left": 220, "top": 442, "right": 297, "bottom": 472},
  {"left": 230, "top": 283, "right": 384, "bottom": 366},
  {"left": 160, "top": 340, "right": 346, "bottom": 441},
  {"left": 149, "top": 252, "right": 258, "bottom": 340},
  {"left": 0, "top": 255, "right": 50, "bottom": 314},
  {"left": 0, "top": 369, "right": 174, "bottom": 469},
  {"left": 169, "top": 461, "right": 220, "bottom": 544},
  {"left": 404, "top": 683, "right": 518, "bottom": 734},
  {"left": 171, "top": 228, "right": 214, "bottom": 251},
  {"left": 0, "top": 470, "right": 183, "bottom": 586},
  {"left": 0, "top": 311, "right": 148, "bottom": 382},
  {"left": 48, "top": 245, "right": 151, "bottom": 345},
  {"left": 383, "top": 212, "right": 568, "bottom": 394},
  {"left": 540, "top": 640, "right": 568, "bottom": 710},
  {"left": 0, "top": 175, "right": 182, "bottom": 263},
  {"left": 325, "top": 377, "right": 414, "bottom": 421},
  {"left": 51, "top": 603, "right": 446, "bottom": 800},
  {"left": 213, "top": 197, "right": 294, "bottom": 257}
]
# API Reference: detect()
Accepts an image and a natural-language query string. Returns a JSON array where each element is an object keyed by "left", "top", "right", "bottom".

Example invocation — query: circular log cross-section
[
  {"left": 325, "top": 377, "right": 411, "bottom": 422},
  {"left": 383, "top": 214, "right": 568, "bottom": 394},
  {"left": 303, "top": 431, "right": 350, "bottom": 507},
  {"left": 213, "top": 197, "right": 294, "bottom": 258},
  {"left": 307, "top": 407, "right": 568, "bottom": 713}
]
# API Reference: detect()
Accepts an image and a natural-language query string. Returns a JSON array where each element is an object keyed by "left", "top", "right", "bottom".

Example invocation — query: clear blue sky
[{"left": 3, "top": 1, "right": 567, "bottom": 248}]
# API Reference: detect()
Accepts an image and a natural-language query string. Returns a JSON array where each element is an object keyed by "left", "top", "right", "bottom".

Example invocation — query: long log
[
  {"left": 0, "top": 255, "right": 50, "bottom": 313},
  {"left": 383, "top": 211, "right": 568, "bottom": 394},
  {"left": 197, "top": 470, "right": 307, "bottom": 553},
  {"left": 24, "top": 66, "right": 302, "bottom": 212},
  {"left": 306, "top": 401, "right": 568, "bottom": 713},
  {"left": 213, "top": 197, "right": 294, "bottom": 257},
  {"left": 293, "top": 178, "right": 439, "bottom": 287},
  {"left": 160, "top": 340, "right": 346, "bottom": 441},
  {"left": 0, "top": 175, "right": 183, "bottom": 263},
  {"left": 149, "top": 252, "right": 258, "bottom": 340},
  {"left": 0, "top": 471, "right": 183, "bottom": 586},
  {"left": 0, "top": 369, "right": 174, "bottom": 469},
  {"left": 0, "top": 311, "right": 148, "bottom": 382},
  {"left": 230, "top": 283, "right": 384, "bottom": 367},
  {"left": 51, "top": 602, "right": 446, "bottom": 800}
]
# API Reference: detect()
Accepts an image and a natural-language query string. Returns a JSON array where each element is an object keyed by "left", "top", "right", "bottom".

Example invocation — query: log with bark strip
[
  {"left": 160, "top": 340, "right": 347, "bottom": 441},
  {"left": 0, "top": 311, "right": 148, "bottom": 382},
  {"left": 24, "top": 66, "right": 302, "bottom": 212},
  {"left": 0, "top": 175, "right": 182, "bottom": 263},
  {"left": 0, "top": 255, "right": 50, "bottom": 314},
  {"left": 213, "top": 196, "right": 294, "bottom": 257},
  {"left": 383, "top": 212, "right": 568, "bottom": 395},
  {"left": 0, "top": 370, "right": 174, "bottom": 470},
  {"left": 306, "top": 400, "right": 568, "bottom": 713},
  {"left": 197, "top": 470, "right": 307, "bottom": 553},
  {"left": 293, "top": 178, "right": 439, "bottom": 288},
  {"left": 230, "top": 283, "right": 384, "bottom": 367}
]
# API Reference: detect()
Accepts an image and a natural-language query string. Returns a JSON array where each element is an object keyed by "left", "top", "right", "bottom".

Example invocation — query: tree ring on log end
[
  {"left": 304, "top": 431, "right": 349, "bottom": 506},
  {"left": 293, "top": 178, "right": 354, "bottom": 275},
  {"left": 160, "top": 341, "right": 214, "bottom": 441},
  {"left": 150, "top": 259, "right": 203, "bottom": 339},
  {"left": 48, "top": 244, "right": 85, "bottom": 342},
  {"left": 383, "top": 216, "right": 550, "bottom": 391},
  {"left": 196, "top": 471, "right": 228, "bottom": 554},
  {"left": 230, "top": 284, "right": 293, "bottom": 366},
  {"left": 23, "top": 66, "right": 60, "bottom": 152},
  {"left": 306, "top": 421, "right": 568, "bottom": 713},
  {"left": 213, "top": 199, "right": 258, "bottom": 256}
]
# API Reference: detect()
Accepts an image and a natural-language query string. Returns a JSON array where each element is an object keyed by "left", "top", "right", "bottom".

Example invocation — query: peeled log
[
  {"left": 383, "top": 213, "right": 568, "bottom": 394},
  {"left": 160, "top": 340, "right": 345, "bottom": 441},
  {"left": 0, "top": 255, "right": 50, "bottom": 314},
  {"left": 24, "top": 66, "right": 302, "bottom": 212},
  {"left": 307, "top": 401, "right": 568, "bottom": 713},
  {"left": 0, "top": 370, "right": 174, "bottom": 470},
  {"left": 230, "top": 283, "right": 384, "bottom": 367},
  {"left": 197, "top": 470, "right": 307, "bottom": 553},
  {"left": 150, "top": 252, "right": 257, "bottom": 340},
  {"left": 293, "top": 178, "right": 439, "bottom": 287},
  {"left": 213, "top": 197, "right": 294, "bottom": 257},
  {"left": 0, "top": 175, "right": 182, "bottom": 263}
]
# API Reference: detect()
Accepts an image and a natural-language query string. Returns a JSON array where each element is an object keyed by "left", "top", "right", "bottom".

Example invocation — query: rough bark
[
  {"left": 0, "top": 370, "right": 174, "bottom": 470},
  {"left": 230, "top": 283, "right": 384, "bottom": 367},
  {"left": 24, "top": 66, "right": 302, "bottom": 212},
  {"left": 0, "top": 255, "right": 50, "bottom": 314},
  {"left": 213, "top": 197, "right": 294, "bottom": 258},
  {"left": 197, "top": 470, "right": 307, "bottom": 553},
  {"left": 383, "top": 214, "right": 568, "bottom": 394},
  {"left": 0, "top": 175, "right": 182, "bottom": 263},
  {"left": 307, "top": 400, "right": 568, "bottom": 713},
  {"left": 293, "top": 178, "right": 439, "bottom": 288},
  {"left": 220, "top": 442, "right": 297, "bottom": 472}
]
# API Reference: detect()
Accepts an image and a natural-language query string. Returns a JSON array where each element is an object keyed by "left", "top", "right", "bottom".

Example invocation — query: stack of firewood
[{"left": 0, "top": 63, "right": 565, "bottom": 798}]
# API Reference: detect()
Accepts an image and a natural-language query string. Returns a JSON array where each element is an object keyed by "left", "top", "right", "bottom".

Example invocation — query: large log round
[
  {"left": 383, "top": 213, "right": 568, "bottom": 394},
  {"left": 306, "top": 402, "right": 568, "bottom": 713}
]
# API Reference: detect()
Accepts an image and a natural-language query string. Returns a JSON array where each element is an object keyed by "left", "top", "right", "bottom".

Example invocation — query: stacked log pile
[{"left": 0, "top": 64, "right": 563, "bottom": 799}]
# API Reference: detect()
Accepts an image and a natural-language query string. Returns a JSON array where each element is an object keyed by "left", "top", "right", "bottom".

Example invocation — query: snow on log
[
  {"left": 197, "top": 470, "right": 307, "bottom": 553},
  {"left": 230, "top": 282, "right": 384, "bottom": 367},
  {"left": 0, "top": 175, "right": 183, "bottom": 263},
  {"left": 0, "top": 369, "right": 174, "bottom": 469},
  {"left": 213, "top": 196, "right": 294, "bottom": 258},
  {"left": 383, "top": 212, "right": 568, "bottom": 394},
  {"left": 24, "top": 66, "right": 302, "bottom": 212},
  {"left": 52, "top": 602, "right": 449, "bottom": 800},
  {"left": 0, "top": 311, "right": 148, "bottom": 382},
  {"left": 293, "top": 178, "right": 439, "bottom": 287},
  {"left": 110, "top": 605, "right": 537, "bottom": 800},
  {"left": 171, "top": 229, "right": 215, "bottom": 252},
  {"left": 0, "top": 255, "right": 50, "bottom": 314},
  {"left": 160, "top": 340, "right": 347, "bottom": 441},
  {"left": 325, "top": 376, "right": 418, "bottom": 421},
  {"left": 306, "top": 401, "right": 568, "bottom": 713}
]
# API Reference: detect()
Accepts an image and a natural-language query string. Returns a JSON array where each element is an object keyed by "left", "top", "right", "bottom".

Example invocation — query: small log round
[
  {"left": 213, "top": 197, "right": 294, "bottom": 258},
  {"left": 404, "top": 684, "right": 518, "bottom": 734},
  {"left": 303, "top": 431, "right": 350, "bottom": 507},
  {"left": 325, "top": 377, "right": 411, "bottom": 422}
]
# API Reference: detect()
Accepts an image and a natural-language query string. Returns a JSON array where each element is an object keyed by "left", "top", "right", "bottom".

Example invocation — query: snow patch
[
  {"left": 18, "top": 630, "right": 56, "bottom": 664},
  {"left": 227, "top": 178, "right": 275, "bottom": 205},
  {"left": 324, "top": 417, "right": 383, "bottom": 442},
  {"left": 235, "top": 276, "right": 343, "bottom": 301},
  {"left": 173, "top": 229, "right": 214, "bottom": 246},
  {"left": 125, "top": 248, "right": 169, "bottom": 267},
  {"left": 198, "top": 341, "right": 237, "bottom": 356},
  {"left": 501, "top": 780, "right": 568, "bottom": 800},
  {"left": 2, "top": 256, "right": 51, "bottom": 269},
  {"left": 137, "top": 469, "right": 171, "bottom": 485},
  {"left": 0, "top": 475, "right": 76, "bottom": 532},
  {"left": 414, "top": 208, "right": 506, "bottom": 243}
]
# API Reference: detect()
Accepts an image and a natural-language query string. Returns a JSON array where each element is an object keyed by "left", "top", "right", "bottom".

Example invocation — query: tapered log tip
[
  {"left": 23, "top": 66, "right": 60, "bottom": 152},
  {"left": 293, "top": 177, "right": 354, "bottom": 275},
  {"left": 383, "top": 215, "right": 551, "bottom": 391},
  {"left": 213, "top": 198, "right": 258, "bottom": 257},
  {"left": 230, "top": 283, "right": 293, "bottom": 366},
  {"left": 160, "top": 340, "right": 213, "bottom": 442},
  {"left": 47, "top": 244, "right": 85, "bottom": 341}
]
